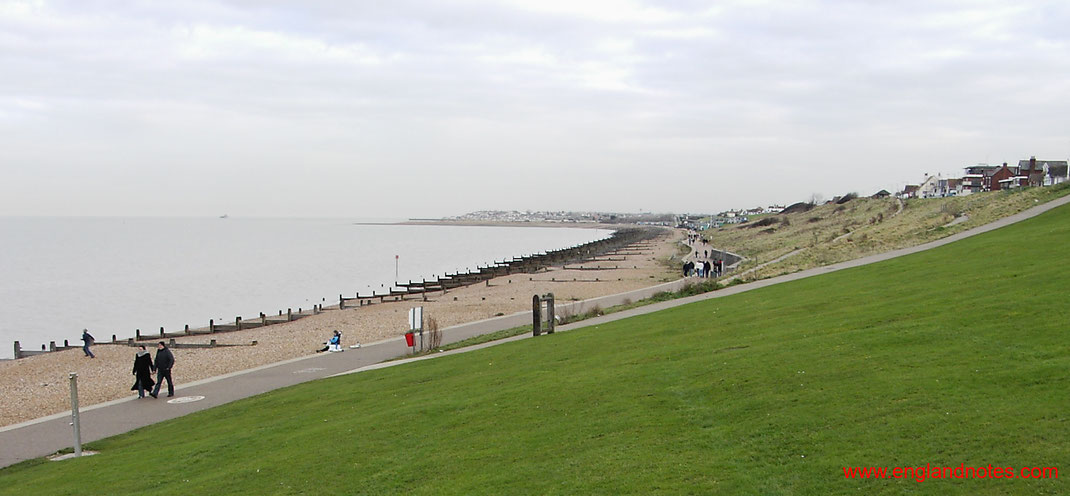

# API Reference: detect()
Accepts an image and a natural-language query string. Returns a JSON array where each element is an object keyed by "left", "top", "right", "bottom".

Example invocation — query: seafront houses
[
  {"left": 1017, "top": 157, "right": 1069, "bottom": 187},
  {"left": 899, "top": 184, "right": 920, "bottom": 199},
  {"left": 917, "top": 174, "right": 962, "bottom": 198}
]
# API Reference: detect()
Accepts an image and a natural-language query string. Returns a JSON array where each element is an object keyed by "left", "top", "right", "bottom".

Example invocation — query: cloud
[{"left": 0, "top": 0, "right": 1068, "bottom": 216}]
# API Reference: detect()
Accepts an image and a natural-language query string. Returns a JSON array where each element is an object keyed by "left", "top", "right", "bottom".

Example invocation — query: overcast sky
[{"left": 1, "top": 0, "right": 1067, "bottom": 217}]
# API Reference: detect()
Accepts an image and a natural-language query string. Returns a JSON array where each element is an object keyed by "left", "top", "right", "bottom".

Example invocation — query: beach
[{"left": 0, "top": 228, "right": 683, "bottom": 428}]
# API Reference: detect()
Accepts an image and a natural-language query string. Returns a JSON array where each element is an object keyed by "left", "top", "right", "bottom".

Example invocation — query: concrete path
[{"left": 2, "top": 194, "right": 1067, "bottom": 469}]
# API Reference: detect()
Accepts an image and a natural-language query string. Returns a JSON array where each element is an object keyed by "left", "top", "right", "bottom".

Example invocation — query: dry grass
[{"left": 705, "top": 184, "right": 1070, "bottom": 281}]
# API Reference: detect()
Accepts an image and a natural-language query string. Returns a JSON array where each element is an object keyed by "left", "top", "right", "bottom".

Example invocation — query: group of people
[
  {"left": 131, "top": 341, "right": 176, "bottom": 399},
  {"left": 683, "top": 258, "right": 722, "bottom": 278}
]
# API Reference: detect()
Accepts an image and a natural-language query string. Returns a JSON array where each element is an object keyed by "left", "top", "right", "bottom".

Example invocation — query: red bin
[{"left": 404, "top": 332, "right": 415, "bottom": 347}]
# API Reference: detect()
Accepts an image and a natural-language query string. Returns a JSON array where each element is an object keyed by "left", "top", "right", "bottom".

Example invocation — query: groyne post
[
  {"left": 159, "top": 327, "right": 165, "bottom": 337},
  {"left": 235, "top": 316, "right": 242, "bottom": 330},
  {"left": 339, "top": 294, "right": 345, "bottom": 310},
  {"left": 13, "top": 341, "right": 20, "bottom": 359},
  {"left": 50, "top": 341, "right": 56, "bottom": 352},
  {"left": 209, "top": 320, "right": 215, "bottom": 333},
  {"left": 287, "top": 308, "right": 292, "bottom": 321}
]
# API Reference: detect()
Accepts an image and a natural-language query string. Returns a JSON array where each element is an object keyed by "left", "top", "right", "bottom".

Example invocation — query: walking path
[{"left": 2, "top": 194, "right": 1067, "bottom": 469}]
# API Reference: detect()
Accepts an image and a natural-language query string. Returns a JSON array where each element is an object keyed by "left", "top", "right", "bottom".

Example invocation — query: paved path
[{"left": 2, "top": 194, "right": 1067, "bottom": 469}]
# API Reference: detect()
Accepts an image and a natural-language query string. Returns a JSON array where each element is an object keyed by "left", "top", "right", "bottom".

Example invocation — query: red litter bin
[{"left": 404, "top": 332, "right": 415, "bottom": 347}]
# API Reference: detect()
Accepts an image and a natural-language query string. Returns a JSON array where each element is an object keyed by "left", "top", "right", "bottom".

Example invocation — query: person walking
[
  {"left": 703, "top": 260, "right": 712, "bottom": 279},
  {"left": 150, "top": 341, "right": 175, "bottom": 398},
  {"left": 131, "top": 345, "right": 155, "bottom": 399},
  {"left": 80, "top": 329, "right": 95, "bottom": 358}
]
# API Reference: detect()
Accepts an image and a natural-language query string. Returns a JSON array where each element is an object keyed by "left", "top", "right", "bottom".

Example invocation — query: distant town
[{"left": 444, "top": 156, "right": 1069, "bottom": 231}]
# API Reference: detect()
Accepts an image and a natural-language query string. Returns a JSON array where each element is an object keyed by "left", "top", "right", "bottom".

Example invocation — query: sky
[{"left": 1, "top": 0, "right": 1068, "bottom": 218}]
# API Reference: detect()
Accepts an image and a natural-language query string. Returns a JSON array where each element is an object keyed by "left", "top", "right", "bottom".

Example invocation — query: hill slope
[{"left": 2, "top": 204, "right": 1068, "bottom": 495}]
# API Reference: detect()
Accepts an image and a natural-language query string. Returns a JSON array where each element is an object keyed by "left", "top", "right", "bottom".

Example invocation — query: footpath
[{"left": 2, "top": 194, "right": 1067, "bottom": 469}]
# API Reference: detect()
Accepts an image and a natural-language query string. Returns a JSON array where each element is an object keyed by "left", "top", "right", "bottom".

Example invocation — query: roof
[{"left": 1018, "top": 159, "right": 1068, "bottom": 173}]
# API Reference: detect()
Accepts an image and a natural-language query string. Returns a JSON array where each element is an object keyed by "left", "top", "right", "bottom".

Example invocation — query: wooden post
[
  {"left": 210, "top": 339, "right": 217, "bottom": 347},
  {"left": 209, "top": 320, "right": 215, "bottom": 333},
  {"left": 236, "top": 316, "right": 242, "bottom": 330},
  {"left": 13, "top": 341, "right": 20, "bottom": 359},
  {"left": 111, "top": 334, "right": 117, "bottom": 343},
  {"left": 261, "top": 313, "right": 267, "bottom": 324},
  {"left": 50, "top": 341, "right": 56, "bottom": 352},
  {"left": 64, "top": 339, "right": 69, "bottom": 347},
  {"left": 532, "top": 294, "right": 542, "bottom": 336},
  {"left": 136, "top": 329, "right": 142, "bottom": 340},
  {"left": 287, "top": 308, "right": 292, "bottom": 321},
  {"left": 184, "top": 325, "right": 190, "bottom": 335},
  {"left": 546, "top": 293, "right": 555, "bottom": 334},
  {"left": 159, "top": 327, "right": 165, "bottom": 337},
  {"left": 339, "top": 294, "right": 345, "bottom": 310}
]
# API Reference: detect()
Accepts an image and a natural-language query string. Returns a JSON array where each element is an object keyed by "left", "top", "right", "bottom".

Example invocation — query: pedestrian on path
[
  {"left": 131, "top": 345, "right": 155, "bottom": 399},
  {"left": 81, "top": 329, "right": 95, "bottom": 358},
  {"left": 150, "top": 342, "right": 175, "bottom": 398}
]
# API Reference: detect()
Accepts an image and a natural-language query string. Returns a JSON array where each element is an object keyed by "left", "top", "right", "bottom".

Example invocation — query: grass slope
[{"left": 3, "top": 205, "right": 1069, "bottom": 495}]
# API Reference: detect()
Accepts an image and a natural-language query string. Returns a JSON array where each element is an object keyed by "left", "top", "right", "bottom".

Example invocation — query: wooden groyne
[
  {"left": 12, "top": 227, "right": 668, "bottom": 359},
  {"left": 338, "top": 227, "right": 664, "bottom": 307}
]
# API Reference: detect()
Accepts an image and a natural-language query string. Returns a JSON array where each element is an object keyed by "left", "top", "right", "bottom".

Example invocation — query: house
[
  {"left": 989, "top": 163, "right": 1018, "bottom": 191},
  {"left": 871, "top": 189, "right": 891, "bottom": 199},
  {"left": 1017, "top": 156, "right": 1069, "bottom": 186},
  {"left": 899, "top": 184, "right": 920, "bottom": 198}
]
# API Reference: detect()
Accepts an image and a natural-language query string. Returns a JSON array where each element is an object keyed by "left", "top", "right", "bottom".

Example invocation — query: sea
[{"left": 0, "top": 217, "right": 612, "bottom": 359}]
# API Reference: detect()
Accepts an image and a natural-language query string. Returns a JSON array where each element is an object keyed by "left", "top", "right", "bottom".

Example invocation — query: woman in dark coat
[{"left": 131, "top": 345, "right": 155, "bottom": 398}]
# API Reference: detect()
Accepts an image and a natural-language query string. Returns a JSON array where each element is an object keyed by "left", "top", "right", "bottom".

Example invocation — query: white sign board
[{"left": 408, "top": 306, "right": 423, "bottom": 331}]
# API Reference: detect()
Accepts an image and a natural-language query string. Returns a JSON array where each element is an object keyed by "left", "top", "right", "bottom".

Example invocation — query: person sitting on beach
[{"left": 318, "top": 330, "right": 343, "bottom": 353}]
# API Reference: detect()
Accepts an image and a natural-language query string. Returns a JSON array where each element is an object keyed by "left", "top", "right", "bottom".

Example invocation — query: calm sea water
[{"left": 0, "top": 217, "right": 611, "bottom": 358}]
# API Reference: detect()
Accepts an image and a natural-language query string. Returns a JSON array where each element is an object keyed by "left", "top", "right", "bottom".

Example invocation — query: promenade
[{"left": 2, "top": 193, "right": 1067, "bottom": 469}]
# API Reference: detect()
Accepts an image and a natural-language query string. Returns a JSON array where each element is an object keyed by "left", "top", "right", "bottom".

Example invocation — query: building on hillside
[
  {"left": 989, "top": 163, "right": 1018, "bottom": 191},
  {"left": 899, "top": 184, "right": 920, "bottom": 199},
  {"left": 871, "top": 189, "right": 891, "bottom": 199},
  {"left": 918, "top": 174, "right": 960, "bottom": 198},
  {"left": 1017, "top": 156, "right": 1069, "bottom": 186}
]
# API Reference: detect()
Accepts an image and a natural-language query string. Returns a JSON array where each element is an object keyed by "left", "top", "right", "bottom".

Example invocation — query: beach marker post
[
  {"left": 408, "top": 306, "right": 424, "bottom": 351},
  {"left": 69, "top": 372, "right": 82, "bottom": 457}
]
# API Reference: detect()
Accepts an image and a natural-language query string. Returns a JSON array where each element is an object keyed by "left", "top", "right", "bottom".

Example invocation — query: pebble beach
[{"left": 0, "top": 229, "right": 683, "bottom": 427}]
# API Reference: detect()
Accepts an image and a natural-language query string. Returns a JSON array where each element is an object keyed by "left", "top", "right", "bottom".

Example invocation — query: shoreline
[
  {"left": 356, "top": 220, "right": 629, "bottom": 229},
  {"left": 0, "top": 228, "right": 683, "bottom": 427}
]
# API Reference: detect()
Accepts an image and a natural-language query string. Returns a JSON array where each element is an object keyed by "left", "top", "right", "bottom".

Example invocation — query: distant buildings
[{"left": 899, "top": 156, "right": 1069, "bottom": 198}]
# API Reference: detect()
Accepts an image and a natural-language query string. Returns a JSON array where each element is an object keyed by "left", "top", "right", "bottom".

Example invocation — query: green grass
[{"left": 4, "top": 204, "right": 1069, "bottom": 494}]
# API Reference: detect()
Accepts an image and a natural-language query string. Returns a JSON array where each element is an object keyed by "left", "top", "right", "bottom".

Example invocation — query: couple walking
[{"left": 131, "top": 342, "right": 176, "bottom": 399}]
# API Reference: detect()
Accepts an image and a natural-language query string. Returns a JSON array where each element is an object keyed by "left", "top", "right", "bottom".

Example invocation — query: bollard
[
  {"left": 209, "top": 320, "right": 215, "bottom": 333},
  {"left": 13, "top": 341, "right": 20, "bottom": 359},
  {"left": 136, "top": 329, "right": 142, "bottom": 339},
  {"left": 64, "top": 339, "right": 69, "bottom": 347},
  {"left": 184, "top": 324, "right": 190, "bottom": 335},
  {"left": 159, "top": 327, "right": 165, "bottom": 337},
  {"left": 236, "top": 316, "right": 242, "bottom": 330},
  {"left": 112, "top": 334, "right": 117, "bottom": 343},
  {"left": 69, "top": 372, "right": 82, "bottom": 456},
  {"left": 50, "top": 341, "right": 57, "bottom": 352},
  {"left": 287, "top": 308, "right": 292, "bottom": 321}
]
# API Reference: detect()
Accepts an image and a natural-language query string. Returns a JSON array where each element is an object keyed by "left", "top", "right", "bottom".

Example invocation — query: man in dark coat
[
  {"left": 150, "top": 341, "right": 175, "bottom": 398},
  {"left": 81, "top": 329, "right": 95, "bottom": 358},
  {"left": 703, "top": 260, "right": 712, "bottom": 278},
  {"left": 131, "top": 345, "right": 155, "bottom": 399}
]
